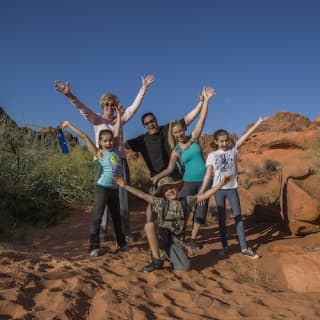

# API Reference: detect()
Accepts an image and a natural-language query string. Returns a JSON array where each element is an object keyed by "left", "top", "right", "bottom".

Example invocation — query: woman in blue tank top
[
  {"left": 61, "top": 105, "right": 128, "bottom": 257},
  {"left": 150, "top": 87, "right": 216, "bottom": 250}
]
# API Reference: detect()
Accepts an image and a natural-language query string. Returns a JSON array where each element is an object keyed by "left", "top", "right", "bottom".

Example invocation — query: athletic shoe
[
  {"left": 89, "top": 249, "right": 100, "bottom": 257},
  {"left": 143, "top": 258, "right": 164, "bottom": 272},
  {"left": 242, "top": 248, "right": 259, "bottom": 260},
  {"left": 188, "top": 239, "right": 202, "bottom": 250}
]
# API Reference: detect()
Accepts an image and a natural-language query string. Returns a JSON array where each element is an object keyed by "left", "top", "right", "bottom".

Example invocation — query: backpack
[{"left": 159, "top": 197, "right": 189, "bottom": 237}]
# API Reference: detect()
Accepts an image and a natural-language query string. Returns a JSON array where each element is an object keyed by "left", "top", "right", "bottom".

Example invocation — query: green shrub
[
  {"left": 128, "top": 156, "right": 150, "bottom": 189},
  {"left": 0, "top": 117, "right": 94, "bottom": 239}
]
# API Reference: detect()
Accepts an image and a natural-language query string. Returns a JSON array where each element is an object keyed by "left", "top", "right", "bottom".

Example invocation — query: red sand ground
[{"left": 0, "top": 199, "right": 319, "bottom": 320}]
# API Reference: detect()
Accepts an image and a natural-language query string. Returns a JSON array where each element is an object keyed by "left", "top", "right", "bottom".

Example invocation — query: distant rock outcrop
[
  {"left": 0, "top": 107, "right": 78, "bottom": 147},
  {"left": 236, "top": 112, "right": 320, "bottom": 235}
]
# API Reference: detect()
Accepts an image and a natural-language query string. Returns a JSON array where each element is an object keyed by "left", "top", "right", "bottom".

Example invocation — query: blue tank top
[
  {"left": 96, "top": 150, "right": 122, "bottom": 189},
  {"left": 176, "top": 141, "right": 206, "bottom": 182}
]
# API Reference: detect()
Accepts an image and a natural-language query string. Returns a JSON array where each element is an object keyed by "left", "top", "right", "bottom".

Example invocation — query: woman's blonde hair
[
  {"left": 99, "top": 93, "right": 120, "bottom": 109},
  {"left": 168, "top": 120, "right": 186, "bottom": 151}
]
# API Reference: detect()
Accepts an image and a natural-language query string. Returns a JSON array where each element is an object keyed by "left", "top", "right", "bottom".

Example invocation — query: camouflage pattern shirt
[{"left": 151, "top": 196, "right": 198, "bottom": 237}]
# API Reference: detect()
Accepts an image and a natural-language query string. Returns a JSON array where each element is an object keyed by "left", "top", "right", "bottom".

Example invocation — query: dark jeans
[
  {"left": 99, "top": 158, "right": 130, "bottom": 236},
  {"left": 90, "top": 186, "right": 126, "bottom": 251},
  {"left": 179, "top": 181, "right": 208, "bottom": 224},
  {"left": 214, "top": 188, "right": 247, "bottom": 251}
]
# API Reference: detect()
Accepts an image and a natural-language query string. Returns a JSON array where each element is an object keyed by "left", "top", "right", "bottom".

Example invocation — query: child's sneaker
[
  {"left": 242, "top": 248, "right": 259, "bottom": 260},
  {"left": 143, "top": 258, "right": 164, "bottom": 272},
  {"left": 187, "top": 239, "right": 202, "bottom": 250},
  {"left": 89, "top": 249, "right": 100, "bottom": 257}
]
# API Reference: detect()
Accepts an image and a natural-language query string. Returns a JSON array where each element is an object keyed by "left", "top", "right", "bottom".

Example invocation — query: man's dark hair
[{"left": 141, "top": 112, "right": 157, "bottom": 125}]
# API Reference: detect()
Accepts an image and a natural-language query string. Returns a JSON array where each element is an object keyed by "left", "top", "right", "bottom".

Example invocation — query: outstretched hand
[
  {"left": 142, "top": 74, "right": 155, "bottom": 88},
  {"left": 150, "top": 176, "right": 158, "bottom": 185},
  {"left": 55, "top": 80, "right": 70, "bottom": 96},
  {"left": 222, "top": 175, "right": 233, "bottom": 185},
  {"left": 113, "top": 177, "right": 125, "bottom": 188},
  {"left": 60, "top": 121, "right": 70, "bottom": 129}
]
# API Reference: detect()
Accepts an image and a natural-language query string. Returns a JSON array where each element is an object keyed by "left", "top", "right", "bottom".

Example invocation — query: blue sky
[{"left": 1, "top": 0, "right": 320, "bottom": 142}]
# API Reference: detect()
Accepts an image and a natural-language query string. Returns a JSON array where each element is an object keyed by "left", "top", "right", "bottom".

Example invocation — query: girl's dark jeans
[{"left": 90, "top": 186, "right": 126, "bottom": 251}]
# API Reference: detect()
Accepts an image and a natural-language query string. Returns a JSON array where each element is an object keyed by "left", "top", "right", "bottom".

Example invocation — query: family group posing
[{"left": 55, "top": 75, "right": 266, "bottom": 272}]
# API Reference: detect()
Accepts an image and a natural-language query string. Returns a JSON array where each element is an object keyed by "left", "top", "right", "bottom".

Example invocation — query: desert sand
[{"left": 0, "top": 198, "right": 320, "bottom": 320}]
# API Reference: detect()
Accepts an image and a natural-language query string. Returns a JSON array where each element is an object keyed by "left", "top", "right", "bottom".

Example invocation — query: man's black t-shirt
[{"left": 126, "top": 119, "right": 185, "bottom": 180}]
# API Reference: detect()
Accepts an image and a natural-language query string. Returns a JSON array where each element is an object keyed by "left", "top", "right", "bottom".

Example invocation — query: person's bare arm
[
  {"left": 183, "top": 90, "right": 204, "bottom": 126},
  {"left": 114, "top": 177, "right": 153, "bottom": 203},
  {"left": 236, "top": 116, "right": 269, "bottom": 148},
  {"left": 150, "top": 151, "right": 179, "bottom": 185},
  {"left": 197, "top": 175, "right": 233, "bottom": 203},
  {"left": 121, "top": 74, "right": 155, "bottom": 123},
  {"left": 198, "top": 165, "right": 214, "bottom": 194},
  {"left": 55, "top": 80, "right": 99, "bottom": 123},
  {"left": 191, "top": 87, "right": 216, "bottom": 139},
  {"left": 60, "top": 121, "right": 98, "bottom": 156},
  {"left": 113, "top": 104, "right": 124, "bottom": 149}
]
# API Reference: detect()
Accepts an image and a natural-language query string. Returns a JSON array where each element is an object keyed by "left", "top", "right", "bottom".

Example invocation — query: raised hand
[
  {"left": 142, "top": 74, "right": 155, "bottom": 88},
  {"left": 115, "top": 103, "right": 124, "bottom": 117},
  {"left": 203, "top": 87, "right": 216, "bottom": 101},
  {"left": 55, "top": 80, "right": 71, "bottom": 96},
  {"left": 60, "top": 120, "right": 70, "bottom": 129},
  {"left": 257, "top": 116, "right": 269, "bottom": 124}
]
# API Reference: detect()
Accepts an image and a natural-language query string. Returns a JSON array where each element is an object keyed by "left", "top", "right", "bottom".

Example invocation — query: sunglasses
[{"left": 144, "top": 119, "right": 155, "bottom": 126}]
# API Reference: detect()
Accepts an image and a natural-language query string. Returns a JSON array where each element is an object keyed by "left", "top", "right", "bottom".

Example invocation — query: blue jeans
[
  {"left": 100, "top": 158, "right": 130, "bottom": 236},
  {"left": 214, "top": 188, "right": 247, "bottom": 251},
  {"left": 90, "top": 186, "right": 126, "bottom": 251}
]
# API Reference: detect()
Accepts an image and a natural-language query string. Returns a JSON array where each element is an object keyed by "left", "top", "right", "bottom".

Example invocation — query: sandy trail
[{"left": 0, "top": 200, "right": 319, "bottom": 320}]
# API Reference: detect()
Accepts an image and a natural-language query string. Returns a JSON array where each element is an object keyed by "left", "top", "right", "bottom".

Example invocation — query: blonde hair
[
  {"left": 99, "top": 93, "right": 120, "bottom": 109},
  {"left": 168, "top": 120, "right": 186, "bottom": 151}
]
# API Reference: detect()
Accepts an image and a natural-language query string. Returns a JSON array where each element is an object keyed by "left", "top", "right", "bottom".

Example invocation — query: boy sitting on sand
[{"left": 114, "top": 175, "right": 232, "bottom": 272}]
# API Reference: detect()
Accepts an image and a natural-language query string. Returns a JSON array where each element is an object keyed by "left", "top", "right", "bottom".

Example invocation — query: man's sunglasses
[{"left": 144, "top": 119, "right": 155, "bottom": 126}]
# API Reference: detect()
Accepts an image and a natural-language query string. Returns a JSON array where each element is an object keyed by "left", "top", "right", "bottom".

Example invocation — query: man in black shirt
[{"left": 126, "top": 94, "right": 206, "bottom": 271}]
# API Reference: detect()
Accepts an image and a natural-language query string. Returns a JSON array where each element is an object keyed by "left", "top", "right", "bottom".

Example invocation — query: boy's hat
[{"left": 154, "top": 176, "right": 184, "bottom": 196}]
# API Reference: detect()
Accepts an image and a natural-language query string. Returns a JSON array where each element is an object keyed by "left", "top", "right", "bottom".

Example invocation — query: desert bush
[
  {"left": 128, "top": 156, "right": 150, "bottom": 189},
  {"left": 0, "top": 118, "right": 94, "bottom": 239},
  {"left": 263, "top": 159, "right": 280, "bottom": 173}
]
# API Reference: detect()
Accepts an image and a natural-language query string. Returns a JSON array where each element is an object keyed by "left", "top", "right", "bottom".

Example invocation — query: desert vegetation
[
  {"left": 0, "top": 114, "right": 94, "bottom": 239},
  {"left": 0, "top": 110, "right": 151, "bottom": 240}
]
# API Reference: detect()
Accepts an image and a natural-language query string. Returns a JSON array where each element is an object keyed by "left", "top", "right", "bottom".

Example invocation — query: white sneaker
[
  {"left": 242, "top": 248, "right": 259, "bottom": 260},
  {"left": 89, "top": 249, "right": 100, "bottom": 257}
]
